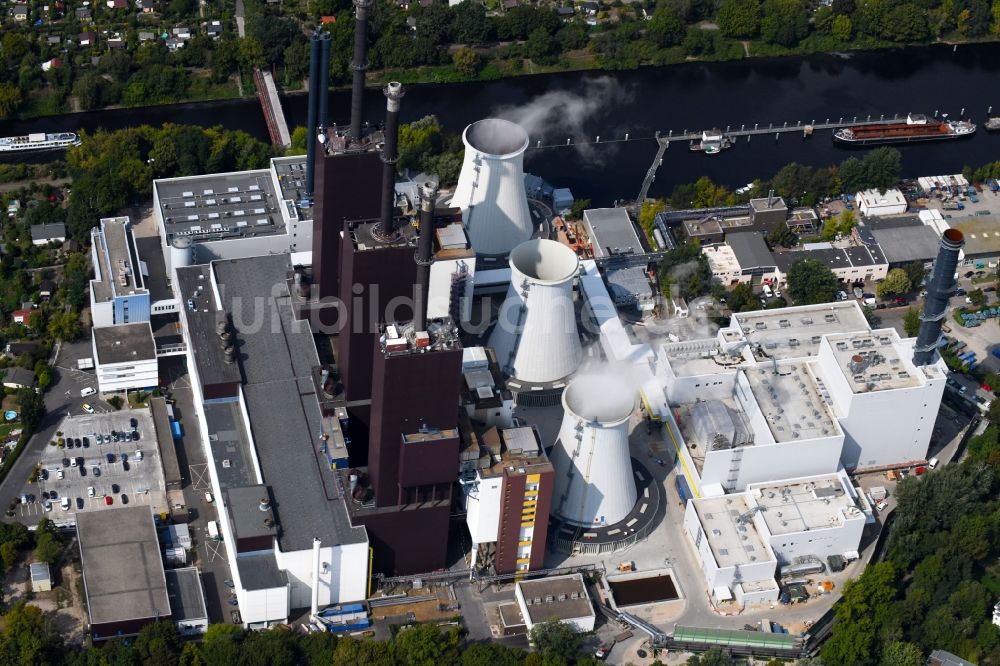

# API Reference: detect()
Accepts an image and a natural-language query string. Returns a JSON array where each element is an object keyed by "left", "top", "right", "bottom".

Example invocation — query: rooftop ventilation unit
[
  {"left": 550, "top": 374, "right": 637, "bottom": 527},
  {"left": 452, "top": 118, "right": 533, "bottom": 255},
  {"left": 488, "top": 239, "right": 582, "bottom": 383}
]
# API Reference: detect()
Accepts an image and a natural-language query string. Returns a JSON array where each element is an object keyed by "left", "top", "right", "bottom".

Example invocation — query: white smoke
[{"left": 493, "top": 77, "right": 634, "bottom": 162}]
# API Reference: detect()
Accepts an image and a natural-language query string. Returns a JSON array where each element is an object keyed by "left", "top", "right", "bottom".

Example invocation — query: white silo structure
[
  {"left": 452, "top": 118, "right": 533, "bottom": 256},
  {"left": 551, "top": 374, "right": 637, "bottom": 527},
  {"left": 489, "top": 239, "right": 582, "bottom": 383},
  {"left": 170, "top": 236, "right": 193, "bottom": 270}
]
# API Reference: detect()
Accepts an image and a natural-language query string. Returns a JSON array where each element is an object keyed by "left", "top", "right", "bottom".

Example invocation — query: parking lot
[{"left": 17, "top": 409, "right": 167, "bottom": 521}]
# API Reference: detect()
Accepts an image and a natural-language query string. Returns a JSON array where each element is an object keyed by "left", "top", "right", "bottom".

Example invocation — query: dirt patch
[{"left": 1, "top": 555, "right": 88, "bottom": 646}]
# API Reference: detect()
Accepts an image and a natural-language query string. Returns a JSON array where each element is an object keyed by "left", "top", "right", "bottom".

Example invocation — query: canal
[{"left": 5, "top": 42, "right": 1000, "bottom": 205}]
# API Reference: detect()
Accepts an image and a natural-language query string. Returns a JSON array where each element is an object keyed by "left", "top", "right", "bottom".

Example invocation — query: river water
[{"left": 6, "top": 43, "right": 1000, "bottom": 205}]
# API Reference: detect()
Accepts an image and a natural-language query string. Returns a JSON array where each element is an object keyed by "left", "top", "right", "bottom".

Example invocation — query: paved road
[
  {"left": 0, "top": 339, "right": 107, "bottom": 522},
  {"left": 235, "top": 0, "right": 245, "bottom": 38}
]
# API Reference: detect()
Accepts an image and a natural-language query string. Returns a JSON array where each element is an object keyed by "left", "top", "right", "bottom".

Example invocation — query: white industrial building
[
  {"left": 90, "top": 217, "right": 151, "bottom": 328},
  {"left": 745, "top": 470, "right": 870, "bottom": 565},
  {"left": 92, "top": 323, "right": 159, "bottom": 394},
  {"left": 152, "top": 156, "right": 313, "bottom": 274},
  {"left": 683, "top": 469, "right": 871, "bottom": 605},
  {"left": 683, "top": 492, "right": 780, "bottom": 606},
  {"left": 594, "top": 299, "right": 950, "bottom": 499},
  {"left": 172, "top": 256, "right": 368, "bottom": 629},
  {"left": 856, "top": 188, "right": 907, "bottom": 217}
]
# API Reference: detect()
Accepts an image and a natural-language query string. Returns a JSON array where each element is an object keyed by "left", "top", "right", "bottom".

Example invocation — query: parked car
[
  {"left": 60, "top": 498, "right": 70, "bottom": 511},
  {"left": 57, "top": 469, "right": 64, "bottom": 480},
  {"left": 105, "top": 495, "right": 113, "bottom": 506},
  {"left": 81, "top": 403, "right": 95, "bottom": 414},
  {"left": 87, "top": 486, "right": 95, "bottom": 497},
  {"left": 875, "top": 500, "right": 888, "bottom": 512}
]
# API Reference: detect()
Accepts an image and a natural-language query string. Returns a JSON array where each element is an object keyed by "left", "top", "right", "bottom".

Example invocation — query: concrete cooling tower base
[{"left": 549, "top": 458, "right": 664, "bottom": 556}]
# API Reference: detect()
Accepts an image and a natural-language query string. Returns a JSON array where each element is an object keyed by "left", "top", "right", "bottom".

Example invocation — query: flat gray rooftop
[
  {"left": 749, "top": 474, "right": 862, "bottom": 536},
  {"left": 825, "top": 329, "right": 921, "bottom": 392},
  {"left": 225, "top": 485, "right": 278, "bottom": 540},
  {"left": 93, "top": 323, "right": 156, "bottom": 364},
  {"left": 237, "top": 553, "right": 288, "bottom": 591},
  {"left": 213, "top": 254, "right": 366, "bottom": 551},
  {"left": 584, "top": 208, "right": 643, "bottom": 258},
  {"left": 745, "top": 363, "right": 839, "bottom": 443},
  {"left": 165, "top": 567, "right": 208, "bottom": 622},
  {"left": 155, "top": 169, "right": 284, "bottom": 243},
  {"left": 692, "top": 495, "right": 771, "bottom": 569},
  {"left": 869, "top": 225, "right": 940, "bottom": 264},
  {"left": 727, "top": 232, "right": 774, "bottom": 270},
  {"left": 134, "top": 235, "right": 173, "bottom": 303},
  {"left": 272, "top": 157, "right": 312, "bottom": 221},
  {"left": 605, "top": 265, "right": 652, "bottom": 302},
  {"left": 203, "top": 401, "right": 257, "bottom": 488},
  {"left": 77, "top": 506, "right": 169, "bottom": 626},
  {"left": 732, "top": 302, "right": 870, "bottom": 361},
  {"left": 518, "top": 574, "right": 594, "bottom": 623},
  {"left": 92, "top": 217, "right": 146, "bottom": 304},
  {"left": 176, "top": 265, "right": 242, "bottom": 387}
]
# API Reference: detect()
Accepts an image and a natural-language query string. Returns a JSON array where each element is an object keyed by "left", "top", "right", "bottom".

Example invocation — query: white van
[
  {"left": 927, "top": 457, "right": 939, "bottom": 470},
  {"left": 80, "top": 387, "right": 96, "bottom": 397},
  {"left": 762, "top": 284, "right": 773, "bottom": 298},
  {"left": 207, "top": 520, "right": 221, "bottom": 541}
]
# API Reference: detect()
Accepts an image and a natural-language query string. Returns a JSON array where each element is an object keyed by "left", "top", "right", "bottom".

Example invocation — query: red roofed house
[{"left": 12, "top": 309, "right": 33, "bottom": 325}]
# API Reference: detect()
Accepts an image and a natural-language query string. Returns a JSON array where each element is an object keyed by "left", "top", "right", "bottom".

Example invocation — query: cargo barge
[{"left": 833, "top": 114, "right": 975, "bottom": 146}]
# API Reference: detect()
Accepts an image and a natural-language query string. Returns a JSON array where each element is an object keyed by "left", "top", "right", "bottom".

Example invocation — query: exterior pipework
[
  {"left": 305, "top": 31, "right": 322, "bottom": 197},
  {"left": 310, "top": 537, "right": 321, "bottom": 618},
  {"left": 913, "top": 227, "right": 964, "bottom": 365},
  {"left": 350, "top": 0, "right": 374, "bottom": 142},
  {"left": 378, "top": 82, "right": 404, "bottom": 237},
  {"left": 415, "top": 181, "right": 437, "bottom": 332},
  {"left": 318, "top": 31, "right": 331, "bottom": 129}
]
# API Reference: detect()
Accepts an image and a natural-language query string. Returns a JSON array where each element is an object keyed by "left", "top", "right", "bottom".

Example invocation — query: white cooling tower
[
  {"left": 551, "top": 374, "right": 637, "bottom": 527},
  {"left": 489, "top": 239, "right": 582, "bottom": 383},
  {"left": 452, "top": 118, "right": 533, "bottom": 256}
]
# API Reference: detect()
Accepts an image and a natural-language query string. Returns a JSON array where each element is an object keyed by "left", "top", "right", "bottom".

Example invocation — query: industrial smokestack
[
  {"left": 318, "top": 31, "right": 331, "bottom": 130},
  {"left": 310, "top": 537, "right": 322, "bottom": 618},
  {"left": 913, "top": 228, "right": 964, "bottom": 366},
  {"left": 350, "top": 0, "right": 374, "bottom": 142},
  {"left": 378, "top": 82, "right": 404, "bottom": 237},
  {"left": 414, "top": 181, "right": 437, "bottom": 332},
  {"left": 305, "top": 30, "right": 323, "bottom": 197},
  {"left": 550, "top": 374, "right": 637, "bottom": 526}
]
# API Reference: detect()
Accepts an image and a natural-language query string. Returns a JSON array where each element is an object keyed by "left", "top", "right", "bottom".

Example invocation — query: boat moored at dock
[{"left": 833, "top": 113, "right": 975, "bottom": 146}]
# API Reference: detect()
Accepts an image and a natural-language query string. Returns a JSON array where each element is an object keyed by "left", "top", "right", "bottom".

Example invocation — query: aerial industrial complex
[{"left": 44, "top": 7, "right": 976, "bottom": 655}]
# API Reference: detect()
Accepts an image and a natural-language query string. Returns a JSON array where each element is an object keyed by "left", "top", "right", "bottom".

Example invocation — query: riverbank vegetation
[
  {"left": 662, "top": 146, "right": 903, "bottom": 213},
  {"left": 58, "top": 124, "right": 272, "bottom": 241},
  {"left": 2, "top": 0, "right": 1000, "bottom": 119}
]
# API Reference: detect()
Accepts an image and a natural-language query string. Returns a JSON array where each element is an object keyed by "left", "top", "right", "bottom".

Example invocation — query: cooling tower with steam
[
  {"left": 489, "top": 239, "right": 582, "bottom": 384},
  {"left": 452, "top": 118, "right": 533, "bottom": 256},
  {"left": 550, "top": 374, "right": 637, "bottom": 527}
]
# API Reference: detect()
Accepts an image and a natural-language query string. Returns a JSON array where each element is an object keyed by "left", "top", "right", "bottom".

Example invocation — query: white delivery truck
[{"left": 207, "top": 520, "right": 221, "bottom": 542}]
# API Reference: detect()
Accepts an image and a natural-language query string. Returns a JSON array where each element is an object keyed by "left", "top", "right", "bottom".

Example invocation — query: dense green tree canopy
[{"left": 787, "top": 258, "right": 839, "bottom": 304}]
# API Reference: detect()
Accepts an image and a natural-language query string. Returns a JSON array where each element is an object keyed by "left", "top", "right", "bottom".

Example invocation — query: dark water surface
[{"left": 5, "top": 43, "right": 1000, "bottom": 204}]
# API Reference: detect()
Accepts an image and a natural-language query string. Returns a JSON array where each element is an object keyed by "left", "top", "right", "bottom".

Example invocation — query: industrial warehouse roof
[
  {"left": 749, "top": 473, "right": 863, "bottom": 536},
  {"left": 691, "top": 494, "right": 773, "bottom": 569},
  {"left": 165, "top": 567, "right": 208, "bottom": 623},
  {"left": 93, "top": 323, "right": 156, "bottom": 364},
  {"left": 212, "top": 254, "right": 366, "bottom": 551},
  {"left": 726, "top": 232, "right": 774, "bottom": 269},
  {"left": 731, "top": 301, "right": 870, "bottom": 360},
  {"left": 77, "top": 506, "right": 169, "bottom": 627},
  {"left": 745, "top": 362, "right": 839, "bottom": 443},
  {"left": 772, "top": 248, "right": 852, "bottom": 273},
  {"left": 176, "top": 265, "right": 242, "bottom": 387},
  {"left": 154, "top": 168, "right": 285, "bottom": 242},
  {"left": 149, "top": 397, "right": 182, "bottom": 487},
  {"left": 271, "top": 156, "right": 312, "bottom": 220},
  {"left": 517, "top": 574, "right": 594, "bottom": 624},
  {"left": 869, "top": 225, "right": 940, "bottom": 264},
  {"left": 952, "top": 216, "right": 1000, "bottom": 257},
  {"left": 824, "top": 329, "right": 922, "bottom": 392},
  {"left": 583, "top": 208, "right": 644, "bottom": 258}
]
